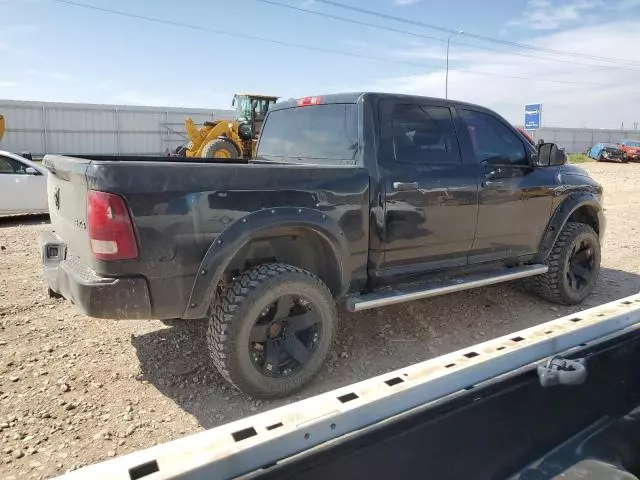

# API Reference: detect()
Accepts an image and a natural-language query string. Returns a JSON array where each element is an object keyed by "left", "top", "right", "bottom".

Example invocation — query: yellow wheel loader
[{"left": 181, "top": 94, "right": 278, "bottom": 160}]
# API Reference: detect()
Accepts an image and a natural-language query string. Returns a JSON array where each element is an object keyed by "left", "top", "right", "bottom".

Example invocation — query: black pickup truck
[{"left": 41, "top": 92, "right": 604, "bottom": 398}]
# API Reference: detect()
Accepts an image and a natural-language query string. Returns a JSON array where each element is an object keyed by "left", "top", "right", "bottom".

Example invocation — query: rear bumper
[{"left": 40, "top": 231, "right": 151, "bottom": 319}]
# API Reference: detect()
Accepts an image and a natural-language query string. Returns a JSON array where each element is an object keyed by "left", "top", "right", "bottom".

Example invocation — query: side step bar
[{"left": 346, "top": 264, "right": 548, "bottom": 312}]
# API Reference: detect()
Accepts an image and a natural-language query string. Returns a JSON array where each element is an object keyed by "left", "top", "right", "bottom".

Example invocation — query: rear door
[
  {"left": 377, "top": 99, "right": 479, "bottom": 277},
  {"left": 456, "top": 108, "right": 555, "bottom": 263}
]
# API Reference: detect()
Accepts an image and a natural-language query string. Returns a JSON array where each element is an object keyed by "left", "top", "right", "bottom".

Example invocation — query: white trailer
[{"left": 56, "top": 294, "right": 640, "bottom": 480}]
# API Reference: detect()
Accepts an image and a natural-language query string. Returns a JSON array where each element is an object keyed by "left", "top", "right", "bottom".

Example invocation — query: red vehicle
[
  {"left": 516, "top": 126, "right": 536, "bottom": 146},
  {"left": 616, "top": 139, "right": 640, "bottom": 162}
]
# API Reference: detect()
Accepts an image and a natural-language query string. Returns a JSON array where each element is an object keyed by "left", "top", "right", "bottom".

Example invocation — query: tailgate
[{"left": 43, "top": 155, "right": 92, "bottom": 262}]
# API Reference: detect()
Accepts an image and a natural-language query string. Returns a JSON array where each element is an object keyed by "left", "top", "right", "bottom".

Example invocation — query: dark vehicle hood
[
  {"left": 558, "top": 164, "right": 602, "bottom": 192},
  {"left": 560, "top": 164, "right": 591, "bottom": 178}
]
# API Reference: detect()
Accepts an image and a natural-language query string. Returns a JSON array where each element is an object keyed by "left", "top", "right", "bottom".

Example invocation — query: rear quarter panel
[{"left": 86, "top": 161, "right": 370, "bottom": 318}]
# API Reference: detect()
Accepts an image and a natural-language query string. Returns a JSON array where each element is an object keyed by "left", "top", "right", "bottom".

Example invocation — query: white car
[{"left": 0, "top": 150, "right": 49, "bottom": 216}]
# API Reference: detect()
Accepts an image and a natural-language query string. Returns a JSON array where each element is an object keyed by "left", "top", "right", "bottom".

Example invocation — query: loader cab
[{"left": 232, "top": 94, "right": 278, "bottom": 140}]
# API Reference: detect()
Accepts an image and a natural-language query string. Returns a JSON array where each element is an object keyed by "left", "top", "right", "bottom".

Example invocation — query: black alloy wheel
[
  {"left": 566, "top": 238, "right": 597, "bottom": 294},
  {"left": 207, "top": 263, "right": 337, "bottom": 398},
  {"left": 249, "top": 294, "right": 322, "bottom": 377}
]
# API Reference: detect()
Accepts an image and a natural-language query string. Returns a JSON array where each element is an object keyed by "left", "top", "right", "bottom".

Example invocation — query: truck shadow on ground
[
  {"left": 131, "top": 266, "right": 640, "bottom": 430},
  {"left": 0, "top": 214, "right": 49, "bottom": 229}
]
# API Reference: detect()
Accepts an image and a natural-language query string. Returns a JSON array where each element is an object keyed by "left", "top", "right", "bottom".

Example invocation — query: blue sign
[{"left": 524, "top": 104, "right": 542, "bottom": 130}]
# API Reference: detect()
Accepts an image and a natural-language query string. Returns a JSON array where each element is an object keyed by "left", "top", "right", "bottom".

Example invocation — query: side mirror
[
  {"left": 25, "top": 167, "right": 40, "bottom": 175},
  {"left": 534, "top": 143, "right": 567, "bottom": 167}
]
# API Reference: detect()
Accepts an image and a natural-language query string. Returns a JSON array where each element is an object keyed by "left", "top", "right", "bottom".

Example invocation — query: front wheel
[
  {"left": 207, "top": 264, "right": 337, "bottom": 399},
  {"left": 527, "top": 222, "right": 601, "bottom": 305}
]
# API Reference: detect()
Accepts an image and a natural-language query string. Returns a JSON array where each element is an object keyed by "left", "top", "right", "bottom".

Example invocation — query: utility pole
[{"left": 445, "top": 30, "right": 464, "bottom": 100}]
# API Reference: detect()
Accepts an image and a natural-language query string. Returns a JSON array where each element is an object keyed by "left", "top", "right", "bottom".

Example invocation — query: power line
[
  {"left": 255, "top": 0, "right": 640, "bottom": 74},
  {"left": 49, "top": 0, "right": 614, "bottom": 87},
  {"left": 313, "top": 0, "right": 640, "bottom": 68},
  {"left": 255, "top": 0, "right": 445, "bottom": 44}
]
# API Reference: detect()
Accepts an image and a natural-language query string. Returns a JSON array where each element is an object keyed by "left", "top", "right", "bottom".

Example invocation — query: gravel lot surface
[{"left": 1, "top": 161, "right": 639, "bottom": 479}]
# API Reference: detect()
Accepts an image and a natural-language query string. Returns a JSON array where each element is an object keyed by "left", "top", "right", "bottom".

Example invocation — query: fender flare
[
  {"left": 182, "top": 207, "right": 350, "bottom": 319},
  {"left": 535, "top": 192, "right": 603, "bottom": 262}
]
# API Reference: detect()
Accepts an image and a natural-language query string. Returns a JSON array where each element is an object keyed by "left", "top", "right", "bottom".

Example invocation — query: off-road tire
[
  {"left": 207, "top": 263, "right": 337, "bottom": 399},
  {"left": 526, "top": 222, "right": 600, "bottom": 305},
  {"left": 201, "top": 138, "right": 240, "bottom": 159}
]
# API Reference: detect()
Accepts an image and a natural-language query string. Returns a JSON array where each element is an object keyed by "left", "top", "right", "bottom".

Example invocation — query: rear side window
[
  {"left": 256, "top": 104, "right": 358, "bottom": 165},
  {"left": 460, "top": 109, "right": 527, "bottom": 166},
  {"left": 392, "top": 105, "right": 461, "bottom": 164}
]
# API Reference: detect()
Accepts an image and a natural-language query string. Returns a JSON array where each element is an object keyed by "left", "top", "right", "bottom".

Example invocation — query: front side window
[
  {"left": 391, "top": 104, "right": 461, "bottom": 164},
  {"left": 0, "top": 156, "right": 28, "bottom": 174},
  {"left": 460, "top": 109, "right": 528, "bottom": 166}
]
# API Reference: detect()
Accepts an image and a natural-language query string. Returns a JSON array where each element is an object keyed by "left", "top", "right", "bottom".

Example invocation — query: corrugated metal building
[
  {"left": 0, "top": 99, "right": 234, "bottom": 156},
  {"left": 531, "top": 127, "right": 640, "bottom": 154}
]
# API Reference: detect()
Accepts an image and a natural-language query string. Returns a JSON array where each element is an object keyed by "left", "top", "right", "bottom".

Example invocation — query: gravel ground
[{"left": 1, "top": 161, "right": 639, "bottom": 479}]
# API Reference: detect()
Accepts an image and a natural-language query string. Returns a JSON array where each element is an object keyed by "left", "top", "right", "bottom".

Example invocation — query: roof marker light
[{"left": 296, "top": 96, "right": 322, "bottom": 107}]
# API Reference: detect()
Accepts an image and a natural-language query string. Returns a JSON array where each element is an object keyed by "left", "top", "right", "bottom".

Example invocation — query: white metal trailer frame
[{"left": 56, "top": 294, "right": 640, "bottom": 480}]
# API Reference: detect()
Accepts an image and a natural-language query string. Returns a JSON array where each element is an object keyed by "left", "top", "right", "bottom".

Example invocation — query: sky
[{"left": 1, "top": 0, "right": 640, "bottom": 128}]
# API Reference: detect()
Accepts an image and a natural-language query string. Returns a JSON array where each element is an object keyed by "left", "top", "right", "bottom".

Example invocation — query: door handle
[
  {"left": 392, "top": 181, "right": 419, "bottom": 191},
  {"left": 482, "top": 170, "right": 501, "bottom": 187}
]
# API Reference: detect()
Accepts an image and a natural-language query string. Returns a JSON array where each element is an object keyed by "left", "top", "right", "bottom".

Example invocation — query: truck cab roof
[{"left": 272, "top": 92, "right": 493, "bottom": 112}]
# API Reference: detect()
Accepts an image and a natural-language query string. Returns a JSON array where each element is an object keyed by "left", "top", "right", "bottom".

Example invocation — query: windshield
[
  {"left": 233, "top": 96, "right": 277, "bottom": 122},
  {"left": 256, "top": 103, "right": 359, "bottom": 165},
  {"left": 233, "top": 96, "right": 252, "bottom": 121}
]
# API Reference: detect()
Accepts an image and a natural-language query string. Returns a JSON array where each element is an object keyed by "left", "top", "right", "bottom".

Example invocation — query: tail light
[{"left": 87, "top": 190, "right": 138, "bottom": 260}]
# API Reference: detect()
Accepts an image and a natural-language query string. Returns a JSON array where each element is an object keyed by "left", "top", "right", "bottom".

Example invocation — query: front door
[
  {"left": 0, "top": 155, "right": 47, "bottom": 214},
  {"left": 456, "top": 108, "right": 555, "bottom": 263},
  {"left": 377, "top": 100, "right": 479, "bottom": 279}
]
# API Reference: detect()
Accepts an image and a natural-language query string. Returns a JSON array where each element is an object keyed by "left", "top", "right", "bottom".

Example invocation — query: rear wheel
[
  {"left": 526, "top": 222, "right": 600, "bottom": 305},
  {"left": 207, "top": 263, "right": 337, "bottom": 399},
  {"left": 201, "top": 138, "right": 240, "bottom": 159}
]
